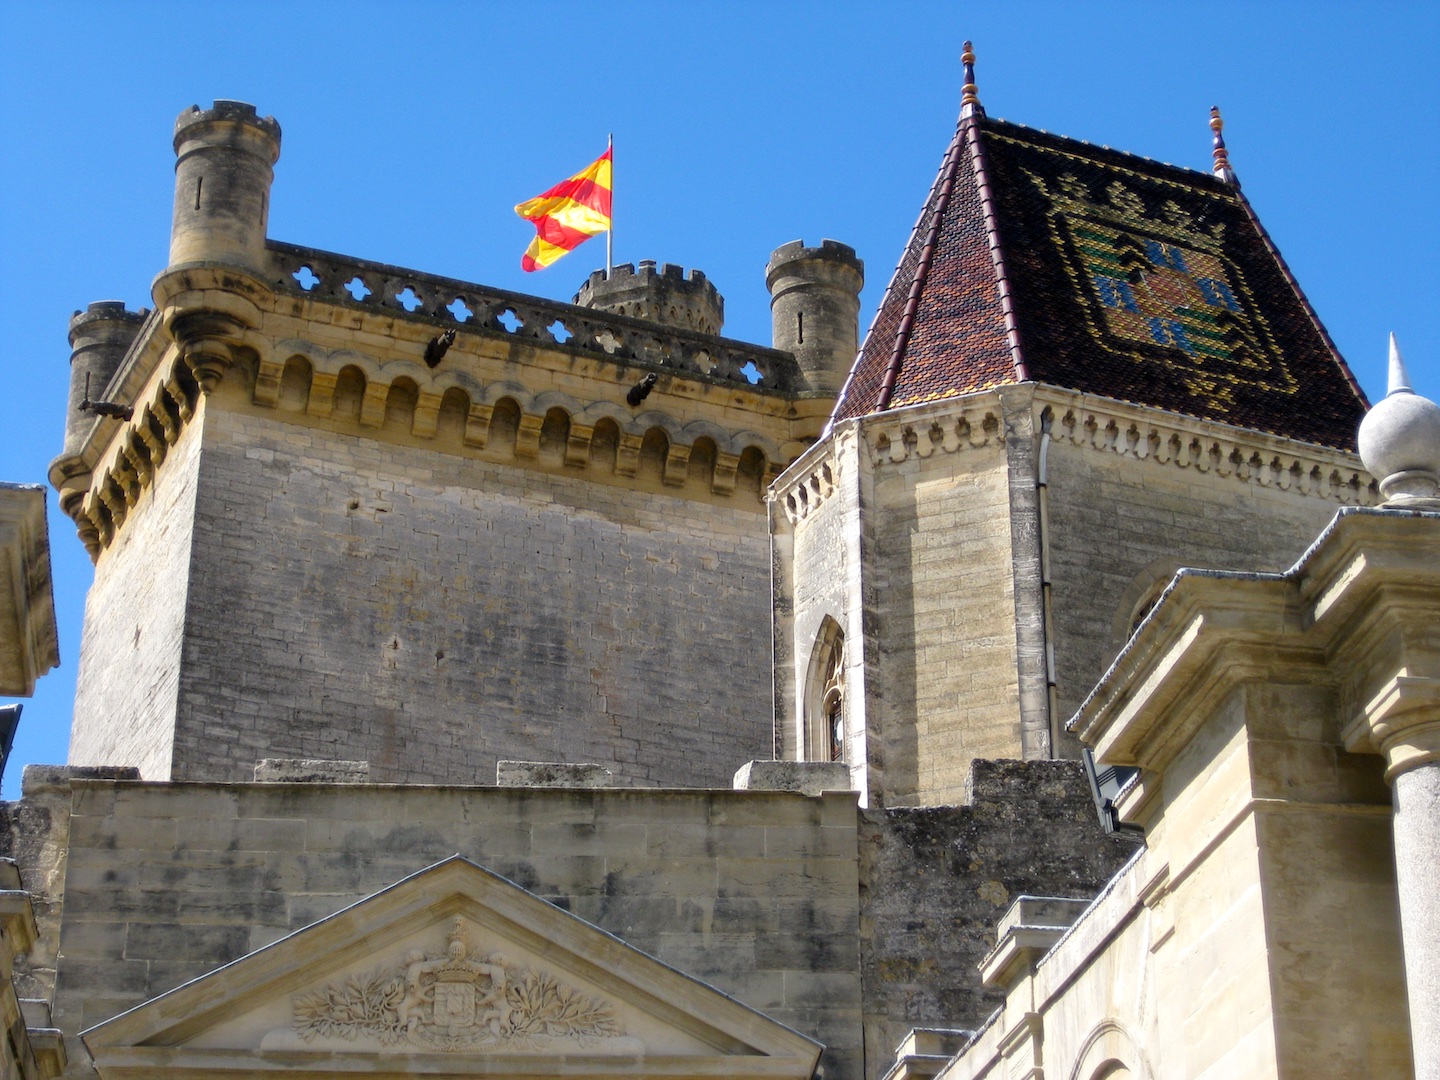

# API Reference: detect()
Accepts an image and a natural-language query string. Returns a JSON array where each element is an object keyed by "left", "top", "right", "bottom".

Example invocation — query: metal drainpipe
[{"left": 1037, "top": 409, "right": 1059, "bottom": 756}]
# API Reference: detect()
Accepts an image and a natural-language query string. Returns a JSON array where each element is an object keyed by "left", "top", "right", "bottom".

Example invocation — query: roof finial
[
  {"left": 961, "top": 41, "right": 985, "bottom": 119},
  {"left": 1209, "top": 106, "right": 1238, "bottom": 186},
  {"left": 1387, "top": 332, "right": 1415, "bottom": 395},
  {"left": 1357, "top": 334, "right": 1440, "bottom": 507}
]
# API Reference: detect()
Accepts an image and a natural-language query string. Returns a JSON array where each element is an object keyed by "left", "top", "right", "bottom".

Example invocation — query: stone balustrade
[{"left": 266, "top": 241, "right": 800, "bottom": 393}]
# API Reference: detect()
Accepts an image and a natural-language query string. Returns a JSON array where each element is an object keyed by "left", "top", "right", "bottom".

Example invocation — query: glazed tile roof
[{"left": 834, "top": 114, "right": 1368, "bottom": 449}]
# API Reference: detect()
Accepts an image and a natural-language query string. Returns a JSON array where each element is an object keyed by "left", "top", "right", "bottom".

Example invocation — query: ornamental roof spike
[
  {"left": 1387, "top": 332, "right": 1415, "bottom": 395},
  {"left": 1209, "top": 105, "right": 1239, "bottom": 186},
  {"left": 961, "top": 40, "right": 985, "bottom": 119}
]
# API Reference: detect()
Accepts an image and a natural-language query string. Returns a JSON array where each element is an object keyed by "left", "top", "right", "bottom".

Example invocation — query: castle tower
[
  {"left": 574, "top": 261, "right": 725, "bottom": 336},
  {"left": 765, "top": 240, "right": 864, "bottom": 395},
  {"left": 168, "top": 100, "right": 281, "bottom": 272},
  {"left": 59, "top": 100, "right": 836, "bottom": 788},
  {"left": 772, "top": 90, "right": 1374, "bottom": 807},
  {"left": 50, "top": 302, "right": 148, "bottom": 537}
]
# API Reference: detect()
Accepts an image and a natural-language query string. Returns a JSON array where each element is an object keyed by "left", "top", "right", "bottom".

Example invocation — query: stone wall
[
  {"left": 10, "top": 778, "right": 863, "bottom": 1080},
  {"left": 68, "top": 413, "right": 203, "bottom": 780},
  {"left": 1043, "top": 432, "right": 1349, "bottom": 750},
  {"left": 127, "top": 399, "right": 773, "bottom": 787},
  {"left": 856, "top": 760, "right": 1133, "bottom": 1077},
  {"left": 867, "top": 436, "right": 1020, "bottom": 806},
  {"left": 0, "top": 761, "right": 1136, "bottom": 1080}
]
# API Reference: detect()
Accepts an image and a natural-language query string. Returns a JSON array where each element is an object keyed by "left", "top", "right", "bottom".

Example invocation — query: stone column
[{"left": 1352, "top": 674, "right": 1440, "bottom": 1079}]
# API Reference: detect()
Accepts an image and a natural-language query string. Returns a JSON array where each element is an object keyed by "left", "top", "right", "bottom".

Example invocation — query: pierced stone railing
[{"left": 265, "top": 241, "right": 801, "bottom": 393}]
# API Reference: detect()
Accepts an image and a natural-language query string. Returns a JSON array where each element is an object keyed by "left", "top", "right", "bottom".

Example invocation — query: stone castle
[{"left": 2, "top": 48, "right": 1438, "bottom": 1080}]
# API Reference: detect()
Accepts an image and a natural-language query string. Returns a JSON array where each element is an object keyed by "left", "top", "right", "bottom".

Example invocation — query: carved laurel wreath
[{"left": 293, "top": 929, "right": 620, "bottom": 1050}]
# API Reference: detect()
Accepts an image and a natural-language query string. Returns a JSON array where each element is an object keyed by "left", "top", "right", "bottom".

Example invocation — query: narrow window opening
[
  {"left": 821, "top": 641, "right": 844, "bottom": 761},
  {"left": 797, "top": 310, "right": 804, "bottom": 344},
  {"left": 195, "top": 175, "right": 203, "bottom": 210},
  {"left": 803, "top": 618, "right": 846, "bottom": 762}
]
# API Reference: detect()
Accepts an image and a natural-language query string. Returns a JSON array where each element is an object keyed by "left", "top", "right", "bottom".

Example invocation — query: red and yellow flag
[{"left": 514, "top": 147, "right": 613, "bottom": 272}]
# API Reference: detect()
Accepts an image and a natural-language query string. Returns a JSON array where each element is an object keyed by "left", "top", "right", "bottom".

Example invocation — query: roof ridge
[
  {"left": 1230, "top": 185, "right": 1369, "bottom": 408},
  {"left": 965, "top": 117, "right": 1028, "bottom": 381},
  {"left": 829, "top": 123, "right": 962, "bottom": 428},
  {"left": 873, "top": 120, "right": 969, "bottom": 412},
  {"left": 982, "top": 114, "right": 1229, "bottom": 187}
]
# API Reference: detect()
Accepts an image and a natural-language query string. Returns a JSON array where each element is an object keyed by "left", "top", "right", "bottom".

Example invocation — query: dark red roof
[{"left": 835, "top": 114, "right": 1368, "bottom": 449}]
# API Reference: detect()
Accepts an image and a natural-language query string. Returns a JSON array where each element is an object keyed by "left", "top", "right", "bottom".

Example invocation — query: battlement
[
  {"left": 574, "top": 261, "right": 725, "bottom": 336},
  {"left": 172, "top": 99, "right": 281, "bottom": 152},
  {"left": 765, "top": 239, "right": 863, "bottom": 276},
  {"left": 267, "top": 241, "right": 795, "bottom": 392},
  {"left": 68, "top": 301, "right": 147, "bottom": 343},
  {"left": 765, "top": 239, "right": 865, "bottom": 395}
]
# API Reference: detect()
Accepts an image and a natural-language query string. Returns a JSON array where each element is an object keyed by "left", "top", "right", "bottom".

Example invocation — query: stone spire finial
[
  {"left": 1357, "top": 334, "right": 1440, "bottom": 506},
  {"left": 961, "top": 41, "right": 985, "bottom": 119},
  {"left": 1209, "top": 106, "right": 1238, "bottom": 186},
  {"left": 1386, "top": 331, "right": 1415, "bottom": 393}
]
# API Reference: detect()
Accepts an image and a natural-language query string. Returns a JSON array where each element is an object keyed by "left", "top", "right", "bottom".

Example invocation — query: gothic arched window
[{"left": 804, "top": 618, "right": 845, "bottom": 763}]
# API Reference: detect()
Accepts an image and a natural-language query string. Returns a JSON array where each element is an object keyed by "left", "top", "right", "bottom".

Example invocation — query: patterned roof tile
[{"left": 834, "top": 115, "right": 1368, "bottom": 450}]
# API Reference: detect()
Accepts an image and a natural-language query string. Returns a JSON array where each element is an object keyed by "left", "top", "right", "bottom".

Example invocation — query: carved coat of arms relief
[{"left": 292, "top": 917, "right": 627, "bottom": 1052}]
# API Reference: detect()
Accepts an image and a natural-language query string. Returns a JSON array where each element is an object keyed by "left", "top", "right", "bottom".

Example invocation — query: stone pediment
[{"left": 82, "top": 856, "right": 821, "bottom": 1078}]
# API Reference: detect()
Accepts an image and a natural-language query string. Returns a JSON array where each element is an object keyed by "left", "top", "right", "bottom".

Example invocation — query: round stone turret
[
  {"left": 51, "top": 301, "right": 148, "bottom": 523},
  {"left": 574, "top": 262, "right": 724, "bottom": 336},
  {"left": 766, "top": 239, "right": 864, "bottom": 395},
  {"left": 61, "top": 302, "right": 147, "bottom": 459},
  {"left": 1358, "top": 334, "right": 1440, "bottom": 506},
  {"left": 169, "top": 100, "right": 282, "bottom": 273}
]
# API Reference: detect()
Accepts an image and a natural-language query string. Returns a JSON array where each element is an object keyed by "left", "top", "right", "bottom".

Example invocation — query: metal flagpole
[{"left": 606, "top": 132, "right": 614, "bottom": 278}]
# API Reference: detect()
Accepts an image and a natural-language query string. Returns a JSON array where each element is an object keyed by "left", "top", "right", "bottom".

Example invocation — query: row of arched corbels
[
  {"left": 857, "top": 393, "right": 1377, "bottom": 505},
  {"left": 249, "top": 343, "right": 786, "bottom": 497},
  {"left": 66, "top": 354, "right": 202, "bottom": 559}
]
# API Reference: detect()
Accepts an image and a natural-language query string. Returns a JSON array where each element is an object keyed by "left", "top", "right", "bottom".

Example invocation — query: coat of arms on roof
[{"left": 1022, "top": 161, "right": 1299, "bottom": 411}]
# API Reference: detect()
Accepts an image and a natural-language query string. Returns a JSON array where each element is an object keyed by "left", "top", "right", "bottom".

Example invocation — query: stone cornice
[
  {"left": 55, "top": 257, "right": 829, "bottom": 559},
  {"left": 850, "top": 384, "right": 1376, "bottom": 505},
  {"left": 1073, "top": 509, "right": 1440, "bottom": 783},
  {"left": 771, "top": 425, "right": 851, "bottom": 526},
  {"left": 59, "top": 349, "right": 202, "bottom": 560}
]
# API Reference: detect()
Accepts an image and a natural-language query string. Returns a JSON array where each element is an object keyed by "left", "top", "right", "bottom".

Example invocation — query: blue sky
[{"left": 1, "top": 2, "right": 1437, "bottom": 797}]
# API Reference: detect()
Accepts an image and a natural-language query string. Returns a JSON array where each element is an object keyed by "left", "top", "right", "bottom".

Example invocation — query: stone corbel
[
  {"left": 712, "top": 451, "right": 739, "bottom": 495},
  {"left": 252, "top": 357, "right": 286, "bottom": 406},
  {"left": 359, "top": 381, "right": 389, "bottom": 428},
  {"left": 97, "top": 476, "right": 127, "bottom": 531},
  {"left": 463, "top": 404, "right": 492, "bottom": 449},
  {"left": 515, "top": 414, "right": 543, "bottom": 458},
  {"left": 615, "top": 432, "right": 643, "bottom": 477},
  {"left": 412, "top": 391, "right": 443, "bottom": 438},
  {"left": 565, "top": 423, "right": 593, "bottom": 468},
  {"left": 305, "top": 371, "right": 337, "bottom": 419},
  {"left": 137, "top": 414, "right": 168, "bottom": 469},
  {"left": 122, "top": 436, "right": 153, "bottom": 490},
  {"left": 171, "top": 312, "right": 242, "bottom": 394},
  {"left": 663, "top": 443, "right": 690, "bottom": 486}
]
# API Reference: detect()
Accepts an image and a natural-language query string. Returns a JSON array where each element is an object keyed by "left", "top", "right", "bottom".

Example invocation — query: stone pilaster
[{"left": 1347, "top": 674, "right": 1440, "bottom": 1080}]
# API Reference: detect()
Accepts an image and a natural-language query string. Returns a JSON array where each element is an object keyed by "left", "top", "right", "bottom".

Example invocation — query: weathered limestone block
[
  {"left": 732, "top": 760, "right": 851, "bottom": 796},
  {"left": 496, "top": 761, "right": 614, "bottom": 788},
  {"left": 253, "top": 759, "right": 369, "bottom": 783}
]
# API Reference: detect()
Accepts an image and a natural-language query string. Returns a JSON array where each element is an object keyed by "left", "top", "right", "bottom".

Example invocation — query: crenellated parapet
[{"left": 574, "top": 261, "right": 725, "bottom": 337}]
